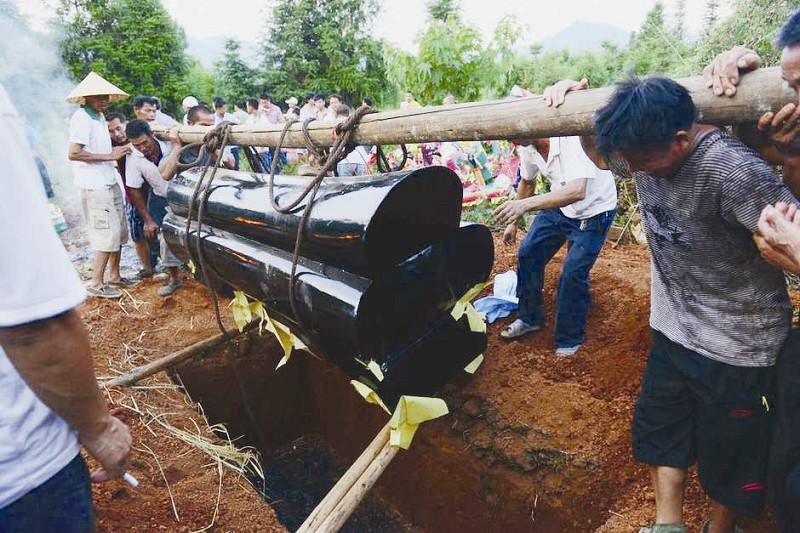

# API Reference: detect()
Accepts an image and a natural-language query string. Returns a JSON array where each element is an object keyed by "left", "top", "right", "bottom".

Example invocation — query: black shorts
[
  {"left": 632, "top": 329, "right": 774, "bottom": 515},
  {"left": 770, "top": 329, "right": 800, "bottom": 532}
]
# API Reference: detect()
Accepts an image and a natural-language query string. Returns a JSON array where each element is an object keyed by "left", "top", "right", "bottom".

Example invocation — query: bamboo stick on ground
[
  {"left": 155, "top": 67, "right": 792, "bottom": 149},
  {"left": 296, "top": 422, "right": 392, "bottom": 533},
  {"left": 105, "top": 325, "right": 249, "bottom": 387}
]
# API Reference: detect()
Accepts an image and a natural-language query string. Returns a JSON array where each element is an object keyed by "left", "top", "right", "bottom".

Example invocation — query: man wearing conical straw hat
[{"left": 66, "top": 72, "right": 136, "bottom": 298}]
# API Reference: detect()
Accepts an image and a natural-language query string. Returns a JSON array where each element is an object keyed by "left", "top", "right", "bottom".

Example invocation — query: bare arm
[
  {"left": 499, "top": 178, "right": 537, "bottom": 245},
  {"left": 129, "top": 187, "right": 159, "bottom": 240},
  {"left": 68, "top": 142, "right": 129, "bottom": 162},
  {"left": 157, "top": 125, "right": 182, "bottom": 181},
  {"left": 0, "top": 310, "right": 131, "bottom": 481},
  {"left": 493, "top": 178, "right": 588, "bottom": 227}
]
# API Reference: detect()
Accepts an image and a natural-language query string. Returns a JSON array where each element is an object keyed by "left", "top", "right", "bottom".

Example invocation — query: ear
[{"left": 673, "top": 130, "right": 692, "bottom": 151}]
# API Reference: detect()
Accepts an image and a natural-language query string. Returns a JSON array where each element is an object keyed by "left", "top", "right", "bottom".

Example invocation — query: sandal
[
  {"left": 107, "top": 277, "right": 139, "bottom": 287},
  {"left": 87, "top": 285, "right": 123, "bottom": 299},
  {"left": 500, "top": 319, "right": 542, "bottom": 339}
]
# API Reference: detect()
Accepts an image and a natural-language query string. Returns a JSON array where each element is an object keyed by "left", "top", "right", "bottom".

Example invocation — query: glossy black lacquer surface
[
  {"left": 167, "top": 167, "right": 463, "bottom": 276},
  {"left": 164, "top": 168, "right": 493, "bottom": 405}
]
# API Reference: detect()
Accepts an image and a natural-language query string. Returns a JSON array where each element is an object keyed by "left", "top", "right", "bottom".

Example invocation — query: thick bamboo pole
[
  {"left": 156, "top": 67, "right": 792, "bottom": 149},
  {"left": 296, "top": 422, "right": 392, "bottom": 533}
]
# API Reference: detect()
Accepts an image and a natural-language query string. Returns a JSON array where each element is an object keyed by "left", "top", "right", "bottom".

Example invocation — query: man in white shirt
[
  {"left": 66, "top": 72, "right": 136, "bottom": 299},
  {"left": 0, "top": 80, "right": 131, "bottom": 531},
  {"left": 493, "top": 136, "right": 617, "bottom": 356},
  {"left": 124, "top": 119, "right": 185, "bottom": 297}
]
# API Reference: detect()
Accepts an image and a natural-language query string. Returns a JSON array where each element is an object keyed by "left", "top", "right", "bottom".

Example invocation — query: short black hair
[
  {"left": 212, "top": 96, "right": 225, "bottom": 108},
  {"left": 132, "top": 95, "right": 156, "bottom": 109},
  {"left": 187, "top": 104, "right": 213, "bottom": 124},
  {"left": 313, "top": 92, "right": 325, "bottom": 101},
  {"left": 594, "top": 76, "right": 696, "bottom": 156},
  {"left": 235, "top": 101, "right": 245, "bottom": 109},
  {"left": 106, "top": 111, "right": 126, "bottom": 123},
  {"left": 125, "top": 119, "right": 152, "bottom": 139},
  {"left": 151, "top": 96, "right": 162, "bottom": 110},
  {"left": 362, "top": 96, "right": 374, "bottom": 107},
  {"left": 776, "top": 8, "right": 800, "bottom": 49},
  {"left": 305, "top": 92, "right": 315, "bottom": 101},
  {"left": 259, "top": 93, "right": 271, "bottom": 101},
  {"left": 246, "top": 97, "right": 258, "bottom": 109}
]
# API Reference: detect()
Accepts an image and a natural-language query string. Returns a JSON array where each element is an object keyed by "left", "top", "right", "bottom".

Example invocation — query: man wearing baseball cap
[
  {"left": 285, "top": 96, "right": 299, "bottom": 119},
  {"left": 66, "top": 72, "right": 135, "bottom": 299}
]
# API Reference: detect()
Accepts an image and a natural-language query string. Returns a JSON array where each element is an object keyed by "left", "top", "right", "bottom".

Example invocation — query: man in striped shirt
[{"left": 593, "top": 78, "right": 797, "bottom": 533}]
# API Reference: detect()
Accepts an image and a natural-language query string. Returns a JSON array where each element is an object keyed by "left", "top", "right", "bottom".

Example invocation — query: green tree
[
  {"left": 213, "top": 38, "right": 259, "bottom": 101},
  {"left": 56, "top": 0, "right": 189, "bottom": 114},
  {"left": 625, "top": 1, "right": 691, "bottom": 76},
  {"left": 384, "top": 1, "right": 487, "bottom": 104},
  {"left": 693, "top": 0, "right": 800, "bottom": 69},
  {"left": 260, "top": 0, "right": 391, "bottom": 106}
]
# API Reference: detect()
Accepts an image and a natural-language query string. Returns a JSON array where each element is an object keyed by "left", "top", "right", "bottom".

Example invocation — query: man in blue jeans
[{"left": 493, "top": 136, "right": 617, "bottom": 356}]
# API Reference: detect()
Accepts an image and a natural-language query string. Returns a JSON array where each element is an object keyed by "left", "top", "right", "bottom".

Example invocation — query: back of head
[
  {"left": 125, "top": 119, "right": 152, "bottom": 139},
  {"left": 334, "top": 103, "right": 350, "bottom": 118},
  {"left": 187, "top": 104, "right": 214, "bottom": 125},
  {"left": 105, "top": 111, "right": 126, "bottom": 124},
  {"left": 776, "top": 8, "right": 800, "bottom": 49},
  {"left": 593, "top": 76, "right": 696, "bottom": 156}
]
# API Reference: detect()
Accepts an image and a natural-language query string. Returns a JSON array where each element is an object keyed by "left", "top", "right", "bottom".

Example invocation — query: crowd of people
[{"left": 6, "top": 7, "right": 800, "bottom": 533}]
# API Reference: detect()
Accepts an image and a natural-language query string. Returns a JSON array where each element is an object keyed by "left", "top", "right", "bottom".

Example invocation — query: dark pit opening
[{"left": 173, "top": 332, "right": 592, "bottom": 532}]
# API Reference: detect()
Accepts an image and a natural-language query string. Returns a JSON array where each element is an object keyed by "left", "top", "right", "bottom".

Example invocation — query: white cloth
[
  {"left": 154, "top": 110, "right": 178, "bottom": 127},
  {"left": 299, "top": 104, "right": 316, "bottom": 121},
  {"left": 214, "top": 112, "right": 240, "bottom": 125},
  {"left": 68, "top": 107, "right": 119, "bottom": 190},
  {"left": 519, "top": 136, "right": 617, "bottom": 219},
  {"left": 125, "top": 138, "right": 173, "bottom": 197},
  {"left": 342, "top": 145, "right": 370, "bottom": 166},
  {"left": 0, "top": 83, "right": 84, "bottom": 509}
]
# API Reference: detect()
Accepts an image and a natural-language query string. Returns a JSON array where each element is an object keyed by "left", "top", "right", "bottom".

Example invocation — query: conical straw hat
[{"left": 66, "top": 72, "right": 129, "bottom": 105}]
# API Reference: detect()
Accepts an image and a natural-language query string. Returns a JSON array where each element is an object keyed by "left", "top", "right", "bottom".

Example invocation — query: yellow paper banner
[
  {"left": 367, "top": 360, "right": 384, "bottom": 382},
  {"left": 229, "top": 291, "right": 308, "bottom": 367},
  {"left": 464, "top": 354, "right": 484, "bottom": 374},
  {"left": 351, "top": 380, "right": 390, "bottom": 414},
  {"left": 389, "top": 396, "right": 449, "bottom": 449}
]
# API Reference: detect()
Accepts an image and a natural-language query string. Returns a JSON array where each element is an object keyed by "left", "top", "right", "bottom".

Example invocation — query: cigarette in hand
[{"left": 123, "top": 472, "right": 139, "bottom": 488}]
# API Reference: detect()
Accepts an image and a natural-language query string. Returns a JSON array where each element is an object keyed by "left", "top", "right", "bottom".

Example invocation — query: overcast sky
[{"left": 19, "top": 0, "right": 732, "bottom": 51}]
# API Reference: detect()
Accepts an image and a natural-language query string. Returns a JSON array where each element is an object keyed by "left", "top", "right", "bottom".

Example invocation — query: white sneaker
[{"left": 555, "top": 344, "right": 582, "bottom": 357}]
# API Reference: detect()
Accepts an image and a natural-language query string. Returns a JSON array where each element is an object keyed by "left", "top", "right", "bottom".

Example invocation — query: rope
[
  {"left": 175, "top": 120, "right": 269, "bottom": 460},
  {"left": 266, "top": 105, "right": 378, "bottom": 326}
]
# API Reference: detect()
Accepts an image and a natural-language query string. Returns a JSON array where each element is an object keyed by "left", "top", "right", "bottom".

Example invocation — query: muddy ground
[{"left": 66, "top": 215, "right": 783, "bottom": 532}]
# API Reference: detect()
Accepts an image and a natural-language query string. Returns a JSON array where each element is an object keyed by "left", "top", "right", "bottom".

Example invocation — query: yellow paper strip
[
  {"left": 388, "top": 396, "right": 449, "bottom": 450},
  {"left": 464, "top": 354, "right": 484, "bottom": 374},
  {"left": 351, "top": 380, "right": 391, "bottom": 414}
]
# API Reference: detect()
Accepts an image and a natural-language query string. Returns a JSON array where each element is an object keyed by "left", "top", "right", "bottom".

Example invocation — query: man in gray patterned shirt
[{"left": 588, "top": 77, "right": 798, "bottom": 533}]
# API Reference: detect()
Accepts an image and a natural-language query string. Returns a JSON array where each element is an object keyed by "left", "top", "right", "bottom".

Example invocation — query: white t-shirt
[
  {"left": 125, "top": 139, "right": 173, "bottom": 197},
  {"left": 68, "top": 107, "right": 119, "bottom": 190},
  {"left": 0, "top": 83, "right": 84, "bottom": 509},
  {"left": 519, "top": 136, "right": 617, "bottom": 219}
]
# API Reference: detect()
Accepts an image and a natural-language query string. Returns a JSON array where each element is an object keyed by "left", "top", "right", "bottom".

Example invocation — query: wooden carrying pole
[
  {"left": 104, "top": 325, "right": 247, "bottom": 387},
  {"left": 297, "top": 422, "right": 393, "bottom": 533},
  {"left": 156, "top": 67, "right": 793, "bottom": 149}
]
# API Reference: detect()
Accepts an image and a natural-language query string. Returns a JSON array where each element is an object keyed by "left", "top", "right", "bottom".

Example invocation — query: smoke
[{"left": 0, "top": 1, "right": 80, "bottom": 207}]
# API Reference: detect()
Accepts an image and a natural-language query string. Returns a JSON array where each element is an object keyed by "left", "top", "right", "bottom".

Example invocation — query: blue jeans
[
  {"left": 517, "top": 207, "right": 615, "bottom": 348},
  {"left": 0, "top": 454, "right": 94, "bottom": 532}
]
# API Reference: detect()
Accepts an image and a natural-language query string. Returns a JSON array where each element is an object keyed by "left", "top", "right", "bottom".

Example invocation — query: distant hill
[
  {"left": 517, "top": 21, "right": 631, "bottom": 56},
  {"left": 186, "top": 36, "right": 261, "bottom": 69}
]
